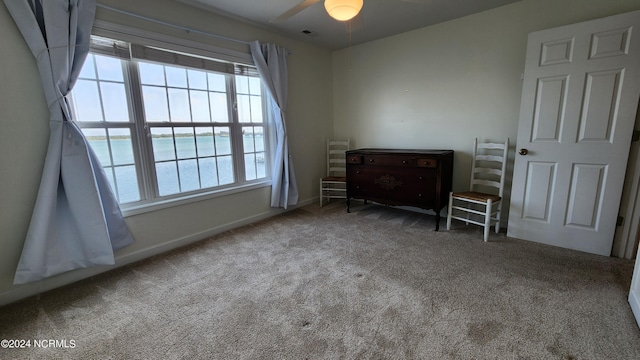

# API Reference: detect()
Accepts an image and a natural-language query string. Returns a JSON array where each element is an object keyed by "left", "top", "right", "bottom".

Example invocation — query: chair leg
[
  {"left": 319, "top": 180, "right": 323, "bottom": 207},
  {"left": 494, "top": 202, "right": 501, "bottom": 233},
  {"left": 484, "top": 199, "right": 492, "bottom": 242},
  {"left": 464, "top": 201, "right": 471, "bottom": 225},
  {"left": 446, "top": 192, "right": 453, "bottom": 230}
]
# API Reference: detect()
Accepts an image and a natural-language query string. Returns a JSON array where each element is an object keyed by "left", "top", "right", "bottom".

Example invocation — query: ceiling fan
[
  {"left": 270, "top": 0, "right": 364, "bottom": 23},
  {"left": 270, "top": 0, "right": 428, "bottom": 24}
]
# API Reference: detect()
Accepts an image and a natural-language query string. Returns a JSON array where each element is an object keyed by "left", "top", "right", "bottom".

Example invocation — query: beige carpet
[{"left": 1, "top": 201, "right": 639, "bottom": 359}]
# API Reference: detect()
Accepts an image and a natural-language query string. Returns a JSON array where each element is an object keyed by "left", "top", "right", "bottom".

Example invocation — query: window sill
[{"left": 121, "top": 179, "right": 272, "bottom": 217}]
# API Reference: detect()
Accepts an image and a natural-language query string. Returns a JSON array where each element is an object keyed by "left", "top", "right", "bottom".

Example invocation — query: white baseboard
[{"left": 0, "top": 198, "right": 316, "bottom": 307}]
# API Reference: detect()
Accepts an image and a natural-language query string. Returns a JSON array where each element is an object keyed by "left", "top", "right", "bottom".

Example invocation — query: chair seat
[
  {"left": 322, "top": 176, "right": 346, "bottom": 182},
  {"left": 452, "top": 191, "right": 501, "bottom": 203}
]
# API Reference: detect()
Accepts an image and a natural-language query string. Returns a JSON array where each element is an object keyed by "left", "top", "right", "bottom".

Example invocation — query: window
[{"left": 70, "top": 36, "right": 269, "bottom": 208}]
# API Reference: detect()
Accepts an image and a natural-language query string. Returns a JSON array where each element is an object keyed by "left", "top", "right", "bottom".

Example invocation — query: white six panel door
[{"left": 507, "top": 10, "right": 640, "bottom": 256}]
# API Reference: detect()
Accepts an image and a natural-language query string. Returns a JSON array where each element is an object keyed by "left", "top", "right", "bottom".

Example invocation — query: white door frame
[{"left": 613, "top": 104, "right": 640, "bottom": 259}]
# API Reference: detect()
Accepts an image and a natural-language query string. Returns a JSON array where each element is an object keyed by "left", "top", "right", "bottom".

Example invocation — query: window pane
[
  {"left": 165, "top": 66, "right": 187, "bottom": 87},
  {"left": 188, "top": 69, "right": 207, "bottom": 90},
  {"left": 237, "top": 94, "right": 251, "bottom": 122},
  {"left": 254, "top": 127, "right": 265, "bottom": 152},
  {"left": 79, "top": 55, "right": 96, "bottom": 79},
  {"left": 240, "top": 124, "right": 267, "bottom": 181},
  {"left": 83, "top": 128, "right": 110, "bottom": 166},
  {"left": 250, "top": 96, "right": 263, "bottom": 123},
  {"left": 235, "top": 75, "right": 249, "bottom": 94},
  {"left": 114, "top": 165, "right": 140, "bottom": 203},
  {"left": 217, "top": 155, "right": 234, "bottom": 185},
  {"left": 199, "top": 157, "right": 218, "bottom": 188},
  {"left": 168, "top": 88, "right": 190, "bottom": 122},
  {"left": 190, "top": 90, "right": 210, "bottom": 122},
  {"left": 242, "top": 127, "right": 255, "bottom": 153},
  {"left": 249, "top": 77, "right": 261, "bottom": 95},
  {"left": 108, "top": 129, "right": 134, "bottom": 165},
  {"left": 151, "top": 128, "right": 176, "bottom": 161},
  {"left": 73, "top": 80, "right": 103, "bottom": 121},
  {"left": 215, "top": 127, "right": 231, "bottom": 155},
  {"left": 178, "top": 159, "right": 200, "bottom": 192},
  {"left": 245, "top": 153, "right": 256, "bottom": 181},
  {"left": 256, "top": 152, "right": 266, "bottom": 178},
  {"left": 95, "top": 55, "right": 123, "bottom": 82},
  {"left": 139, "top": 62, "right": 165, "bottom": 86},
  {"left": 156, "top": 161, "right": 179, "bottom": 196},
  {"left": 208, "top": 73, "right": 226, "bottom": 92},
  {"left": 101, "top": 82, "right": 129, "bottom": 122},
  {"left": 209, "top": 92, "right": 228, "bottom": 122},
  {"left": 195, "top": 127, "right": 215, "bottom": 157},
  {"left": 82, "top": 127, "right": 140, "bottom": 204},
  {"left": 142, "top": 86, "right": 169, "bottom": 122},
  {"left": 175, "top": 127, "right": 196, "bottom": 159}
]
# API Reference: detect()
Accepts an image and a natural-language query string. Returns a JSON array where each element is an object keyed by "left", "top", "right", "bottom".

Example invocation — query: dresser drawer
[
  {"left": 348, "top": 166, "right": 436, "bottom": 204},
  {"left": 416, "top": 158, "right": 437, "bottom": 168},
  {"left": 364, "top": 155, "right": 416, "bottom": 167},
  {"left": 347, "top": 155, "right": 363, "bottom": 164}
]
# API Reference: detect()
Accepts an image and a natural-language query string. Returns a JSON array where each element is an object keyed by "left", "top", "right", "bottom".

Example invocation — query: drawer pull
[
  {"left": 417, "top": 158, "right": 437, "bottom": 168},
  {"left": 419, "top": 176, "right": 423, "bottom": 180},
  {"left": 402, "top": 160, "right": 407, "bottom": 164},
  {"left": 369, "top": 159, "right": 375, "bottom": 163},
  {"left": 418, "top": 194, "right": 422, "bottom": 197},
  {"left": 356, "top": 170, "right": 360, "bottom": 174},
  {"left": 347, "top": 155, "right": 363, "bottom": 164}
]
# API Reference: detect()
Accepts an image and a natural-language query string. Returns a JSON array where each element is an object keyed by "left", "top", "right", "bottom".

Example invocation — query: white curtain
[
  {"left": 5, "top": 0, "right": 133, "bottom": 284},
  {"left": 250, "top": 41, "right": 299, "bottom": 208}
]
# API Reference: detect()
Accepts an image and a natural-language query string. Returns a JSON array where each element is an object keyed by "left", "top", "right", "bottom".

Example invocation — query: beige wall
[
  {"left": 332, "top": 0, "right": 640, "bottom": 220},
  {"left": 0, "top": 0, "right": 333, "bottom": 305}
]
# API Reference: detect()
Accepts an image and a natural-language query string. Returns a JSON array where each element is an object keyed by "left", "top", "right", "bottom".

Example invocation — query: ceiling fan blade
[{"left": 270, "top": 0, "right": 322, "bottom": 23}]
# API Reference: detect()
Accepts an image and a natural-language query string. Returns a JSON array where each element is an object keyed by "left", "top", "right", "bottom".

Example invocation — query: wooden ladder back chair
[
  {"left": 446, "top": 138, "right": 509, "bottom": 241},
  {"left": 320, "top": 139, "right": 350, "bottom": 207}
]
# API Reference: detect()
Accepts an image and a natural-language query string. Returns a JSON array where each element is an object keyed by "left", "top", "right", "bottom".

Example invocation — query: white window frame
[{"left": 74, "top": 21, "right": 272, "bottom": 216}]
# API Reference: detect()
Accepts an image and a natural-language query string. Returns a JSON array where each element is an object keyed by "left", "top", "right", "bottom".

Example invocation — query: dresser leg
[
  {"left": 435, "top": 213, "right": 441, "bottom": 231},
  {"left": 347, "top": 199, "right": 350, "bottom": 213}
]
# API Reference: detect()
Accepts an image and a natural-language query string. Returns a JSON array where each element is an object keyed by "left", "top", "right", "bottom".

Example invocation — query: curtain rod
[{"left": 95, "top": 3, "right": 251, "bottom": 46}]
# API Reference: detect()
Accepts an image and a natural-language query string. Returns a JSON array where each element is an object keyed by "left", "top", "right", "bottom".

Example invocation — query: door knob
[{"left": 519, "top": 149, "right": 528, "bottom": 155}]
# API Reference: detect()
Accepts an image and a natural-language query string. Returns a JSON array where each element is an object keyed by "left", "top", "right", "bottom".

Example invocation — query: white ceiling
[{"left": 176, "top": 0, "right": 522, "bottom": 50}]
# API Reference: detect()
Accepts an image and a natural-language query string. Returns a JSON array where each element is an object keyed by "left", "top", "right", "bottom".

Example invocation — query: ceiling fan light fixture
[{"left": 324, "top": 0, "right": 363, "bottom": 21}]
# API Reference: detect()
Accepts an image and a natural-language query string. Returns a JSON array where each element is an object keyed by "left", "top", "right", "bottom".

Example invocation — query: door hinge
[
  {"left": 633, "top": 130, "right": 640, "bottom": 142},
  {"left": 617, "top": 216, "right": 625, "bottom": 227}
]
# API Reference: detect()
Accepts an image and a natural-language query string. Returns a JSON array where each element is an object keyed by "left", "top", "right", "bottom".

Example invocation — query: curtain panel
[
  {"left": 249, "top": 41, "right": 299, "bottom": 209},
  {"left": 4, "top": 0, "right": 133, "bottom": 284}
]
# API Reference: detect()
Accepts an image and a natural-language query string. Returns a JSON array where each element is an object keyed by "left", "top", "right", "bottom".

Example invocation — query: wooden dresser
[{"left": 346, "top": 149, "right": 454, "bottom": 230}]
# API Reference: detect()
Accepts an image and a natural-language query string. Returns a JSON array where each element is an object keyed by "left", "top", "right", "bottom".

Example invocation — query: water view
[{"left": 86, "top": 133, "right": 266, "bottom": 203}]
